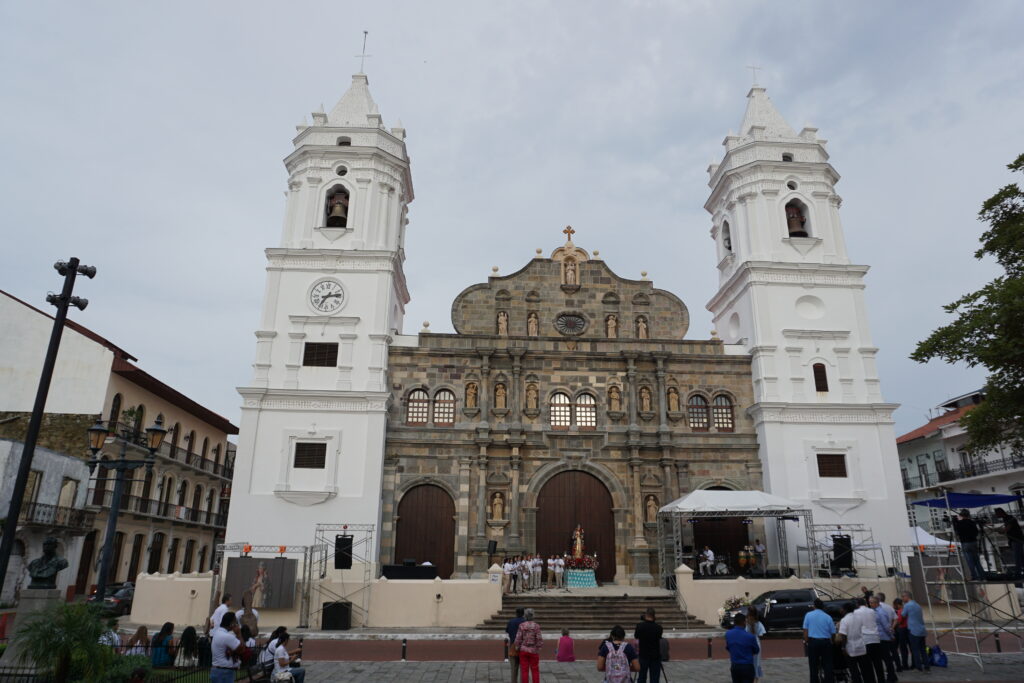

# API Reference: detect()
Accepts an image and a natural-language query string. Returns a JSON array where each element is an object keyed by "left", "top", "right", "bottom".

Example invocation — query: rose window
[{"left": 554, "top": 313, "right": 587, "bottom": 336}]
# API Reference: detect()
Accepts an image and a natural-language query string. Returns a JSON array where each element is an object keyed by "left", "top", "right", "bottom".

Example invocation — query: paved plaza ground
[{"left": 299, "top": 653, "right": 1024, "bottom": 682}]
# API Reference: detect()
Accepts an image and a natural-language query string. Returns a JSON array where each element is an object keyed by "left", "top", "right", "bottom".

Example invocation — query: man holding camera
[
  {"left": 952, "top": 509, "right": 985, "bottom": 581},
  {"left": 994, "top": 508, "right": 1024, "bottom": 579}
]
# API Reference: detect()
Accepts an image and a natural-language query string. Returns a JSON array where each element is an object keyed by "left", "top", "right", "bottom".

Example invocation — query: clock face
[{"left": 309, "top": 279, "right": 345, "bottom": 314}]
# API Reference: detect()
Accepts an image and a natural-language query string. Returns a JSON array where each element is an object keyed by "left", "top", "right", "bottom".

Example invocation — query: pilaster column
[
  {"left": 509, "top": 447, "right": 522, "bottom": 543},
  {"left": 381, "top": 457, "right": 399, "bottom": 564},
  {"left": 475, "top": 446, "right": 489, "bottom": 539},
  {"left": 654, "top": 355, "right": 669, "bottom": 430},
  {"left": 456, "top": 454, "right": 473, "bottom": 578},
  {"left": 479, "top": 350, "right": 493, "bottom": 422},
  {"left": 510, "top": 350, "right": 524, "bottom": 423},
  {"left": 629, "top": 448, "right": 646, "bottom": 547},
  {"left": 660, "top": 449, "right": 674, "bottom": 507},
  {"left": 624, "top": 353, "right": 639, "bottom": 430}
]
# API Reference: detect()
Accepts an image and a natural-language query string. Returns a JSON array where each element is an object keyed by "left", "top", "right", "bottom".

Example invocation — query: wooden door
[
  {"left": 147, "top": 533, "right": 165, "bottom": 574},
  {"left": 127, "top": 534, "right": 144, "bottom": 582},
  {"left": 537, "top": 471, "right": 616, "bottom": 582},
  {"left": 394, "top": 485, "right": 456, "bottom": 579},
  {"left": 75, "top": 530, "right": 96, "bottom": 595}
]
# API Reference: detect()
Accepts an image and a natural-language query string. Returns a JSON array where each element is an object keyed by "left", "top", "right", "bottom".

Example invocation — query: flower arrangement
[
  {"left": 717, "top": 594, "right": 751, "bottom": 619},
  {"left": 566, "top": 554, "right": 600, "bottom": 570}
]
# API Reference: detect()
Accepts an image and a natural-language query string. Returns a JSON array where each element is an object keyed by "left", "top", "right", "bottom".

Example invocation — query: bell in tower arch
[
  {"left": 326, "top": 189, "right": 350, "bottom": 228},
  {"left": 785, "top": 201, "right": 808, "bottom": 238}
]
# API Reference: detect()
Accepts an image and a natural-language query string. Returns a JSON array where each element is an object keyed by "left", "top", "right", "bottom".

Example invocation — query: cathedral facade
[{"left": 380, "top": 237, "right": 760, "bottom": 583}]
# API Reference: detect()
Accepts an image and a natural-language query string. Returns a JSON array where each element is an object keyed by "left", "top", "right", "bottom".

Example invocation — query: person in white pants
[
  {"left": 555, "top": 555, "right": 565, "bottom": 588},
  {"left": 531, "top": 556, "right": 542, "bottom": 589}
]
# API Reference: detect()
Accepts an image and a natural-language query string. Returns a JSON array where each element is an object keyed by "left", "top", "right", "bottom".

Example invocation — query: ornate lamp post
[{"left": 87, "top": 416, "right": 167, "bottom": 603}]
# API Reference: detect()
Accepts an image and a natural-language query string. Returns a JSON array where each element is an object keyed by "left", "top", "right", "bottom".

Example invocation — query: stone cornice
[
  {"left": 265, "top": 248, "right": 400, "bottom": 272},
  {"left": 238, "top": 386, "right": 390, "bottom": 412},
  {"left": 707, "top": 261, "right": 869, "bottom": 314},
  {"left": 747, "top": 401, "right": 899, "bottom": 425}
]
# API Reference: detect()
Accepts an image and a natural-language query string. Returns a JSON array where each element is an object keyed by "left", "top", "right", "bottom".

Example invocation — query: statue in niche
[
  {"left": 636, "top": 316, "right": 649, "bottom": 339},
  {"left": 645, "top": 495, "right": 658, "bottom": 523},
  {"left": 465, "top": 382, "right": 478, "bottom": 408},
  {"left": 606, "top": 314, "right": 618, "bottom": 338},
  {"left": 564, "top": 260, "right": 577, "bottom": 285},
  {"left": 491, "top": 492, "right": 505, "bottom": 520},
  {"left": 497, "top": 311, "right": 509, "bottom": 336},
  {"left": 667, "top": 387, "right": 680, "bottom": 412},
  {"left": 527, "top": 312, "right": 539, "bottom": 337},
  {"left": 608, "top": 386, "right": 622, "bottom": 412},
  {"left": 27, "top": 537, "right": 69, "bottom": 589},
  {"left": 639, "top": 386, "right": 652, "bottom": 412},
  {"left": 494, "top": 383, "right": 507, "bottom": 409},
  {"left": 525, "top": 384, "right": 539, "bottom": 411}
]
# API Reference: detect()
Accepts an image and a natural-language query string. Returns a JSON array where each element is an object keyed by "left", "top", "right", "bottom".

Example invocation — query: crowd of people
[
  {"left": 505, "top": 606, "right": 668, "bottom": 683},
  {"left": 787, "top": 590, "right": 930, "bottom": 683},
  {"left": 501, "top": 554, "right": 569, "bottom": 593}
]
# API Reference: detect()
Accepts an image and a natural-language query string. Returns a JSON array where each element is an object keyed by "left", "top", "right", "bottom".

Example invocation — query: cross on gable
[
  {"left": 747, "top": 65, "right": 762, "bottom": 85},
  {"left": 563, "top": 225, "right": 576, "bottom": 240}
]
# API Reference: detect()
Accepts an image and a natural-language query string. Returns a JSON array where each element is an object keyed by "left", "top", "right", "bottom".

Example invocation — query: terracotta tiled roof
[{"left": 896, "top": 404, "right": 973, "bottom": 444}]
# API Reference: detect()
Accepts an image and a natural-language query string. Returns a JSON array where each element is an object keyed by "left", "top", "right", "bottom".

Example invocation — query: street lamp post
[{"left": 87, "top": 416, "right": 166, "bottom": 604}]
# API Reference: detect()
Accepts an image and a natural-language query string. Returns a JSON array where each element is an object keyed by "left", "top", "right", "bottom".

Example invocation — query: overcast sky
[{"left": 2, "top": 1, "right": 1022, "bottom": 436}]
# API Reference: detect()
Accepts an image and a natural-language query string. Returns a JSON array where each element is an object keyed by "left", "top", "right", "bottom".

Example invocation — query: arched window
[
  {"left": 198, "top": 545, "right": 208, "bottom": 573},
  {"left": 713, "top": 395, "right": 735, "bottom": 432},
  {"left": 785, "top": 200, "right": 809, "bottom": 237},
  {"left": 550, "top": 392, "right": 572, "bottom": 429},
  {"left": 107, "top": 394, "right": 122, "bottom": 432},
  {"left": 191, "top": 486, "right": 203, "bottom": 522},
  {"left": 177, "top": 481, "right": 188, "bottom": 509},
  {"left": 782, "top": 153, "right": 794, "bottom": 162},
  {"left": 722, "top": 221, "right": 732, "bottom": 252},
  {"left": 406, "top": 389, "right": 430, "bottom": 425},
  {"left": 325, "top": 186, "right": 350, "bottom": 228},
  {"left": 182, "top": 539, "right": 196, "bottom": 574},
  {"left": 336, "top": 136, "right": 351, "bottom": 146},
  {"left": 688, "top": 395, "right": 710, "bottom": 432},
  {"left": 166, "top": 537, "right": 179, "bottom": 573},
  {"left": 133, "top": 405, "right": 145, "bottom": 438},
  {"left": 187, "top": 430, "right": 197, "bottom": 462},
  {"left": 201, "top": 437, "right": 209, "bottom": 461},
  {"left": 170, "top": 423, "right": 181, "bottom": 458},
  {"left": 576, "top": 393, "right": 597, "bottom": 429},
  {"left": 813, "top": 363, "right": 829, "bottom": 392},
  {"left": 433, "top": 389, "right": 456, "bottom": 426},
  {"left": 147, "top": 533, "right": 165, "bottom": 574},
  {"left": 141, "top": 470, "right": 153, "bottom": 501}
]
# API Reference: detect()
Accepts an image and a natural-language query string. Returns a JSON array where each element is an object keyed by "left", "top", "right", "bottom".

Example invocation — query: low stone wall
[
  {"left": 129, "top": 572, "right": 214, "bottom": 629},
  {"left": 366, "top": 575, "right": 502, "bottom": 628}
]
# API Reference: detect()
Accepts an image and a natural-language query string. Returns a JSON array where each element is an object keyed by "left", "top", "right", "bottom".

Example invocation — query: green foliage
[
  {"left": 911, "top": 154, "right": 1024, "bottom": 456},
  {"left": 86, "top": 654, "right": 150, "bottom": 683},
  {"left": 9, "top": 602, "right": 115, "bottom": 681}
]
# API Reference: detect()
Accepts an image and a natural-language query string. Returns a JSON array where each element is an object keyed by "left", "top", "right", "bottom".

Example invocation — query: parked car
[
  {"left": 87, "top": 582, "right": 134, "bottom": 616},
  {"left": 720, "top": 588, "right": 845, "bottom": 631}
]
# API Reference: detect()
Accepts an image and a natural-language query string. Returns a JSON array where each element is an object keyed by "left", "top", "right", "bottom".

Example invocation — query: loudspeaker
[
  {"left": 322, "top": 601, "right": 351, "bottom": 630},
  {"left": 403, "top": 558, "right": 417, "bottom": 567},
  {"left": 832, "top": 535, "right": 853, "bottom": 569},
  {"left": 487, "top": 540, "right": 498, "bottom": 555},
  {"left": 334, "top": 535, "right": 353, "bottom": 569}
]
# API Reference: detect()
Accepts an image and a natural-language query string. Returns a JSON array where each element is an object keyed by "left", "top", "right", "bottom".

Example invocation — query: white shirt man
[
  {"left": 839, "top": 609, "right": 866, "bottom": 658},
  {"left": 699, "top": 547, "right": 715, "bottom": 575},
  {"left": 210, "top": 597, "right": 231, "bottom": 631},
  {"left": 531, "top": 556, "right": 542, "bottom": 588},
  {"left": 555, "top": 556, "right": 565, "bottom": 588},
  {"left": 211, "top": 624, "right": 242, "bottom": 677},
  {"left": 502, "top": 561, "right": 513, "bottom": 593},
  {"left": 855, "top": 603, "right": 880, "bottom": 645}
]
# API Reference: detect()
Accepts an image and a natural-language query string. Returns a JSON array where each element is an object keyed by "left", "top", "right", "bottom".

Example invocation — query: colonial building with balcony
[
  {"left": 897, "top": 389, "right": 1024, "bottom": 536},
  {"left": 0, "top": 440, "right": 94, "bottom": 603},
  {"left": 0, "top": 289, "right": 237, "bottom": 597}
]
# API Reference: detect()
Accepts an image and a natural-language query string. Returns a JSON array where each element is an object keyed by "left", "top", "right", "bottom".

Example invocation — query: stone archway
[
  {"left": 394, "top": 484, "right": 456, "bottom": 579},
  {"left": 536, "top": 471, "right": 616, "bottom": 582}
]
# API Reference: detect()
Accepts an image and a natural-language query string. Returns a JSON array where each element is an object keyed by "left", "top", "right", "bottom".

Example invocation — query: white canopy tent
[
  {"left": 657, "top": 489, "right": 814, "bottom": 585},
  {"left": 908, "top": 526, "right": 956, "bottom": 547}
]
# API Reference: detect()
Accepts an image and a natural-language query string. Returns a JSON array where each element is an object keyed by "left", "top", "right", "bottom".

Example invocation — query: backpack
[{"left": 603, "top": 640, "right": 632, "bottom": 683}]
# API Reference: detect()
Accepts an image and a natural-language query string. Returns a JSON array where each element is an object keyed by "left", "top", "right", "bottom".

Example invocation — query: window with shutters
[
  {"left": 816, "top": 453, "right": 847, "bottom": 478},
  {"left": 712, "top": 395, "right": 735, "bottom": 432},
  {"left": 688, "top": 395, "right": 710, "bottom": 432},
  {"left": 294, "top": 442, "right": 327, "bottom": 469},
  {"left": 406, "top": 389, "right": 430, "bottom": 425},
  {"left": 303, "top": 342, "right": 339, "bottom": 367},
  {"left": 433, "top": 389, "right": 456, "bottom": 426},
  {"left": 812, "top": 363, "right": 829, "bottom": 392},
  {"left": 576, "top": 393, "right": 597, "bottom": 429},
  {"left": 550, "top": 392, "right": 572, "bottom": 429}
]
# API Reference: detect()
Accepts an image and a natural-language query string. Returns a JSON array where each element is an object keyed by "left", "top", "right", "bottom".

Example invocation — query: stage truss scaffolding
[
  {"left": 804, "top": 523, "right": 889, "bottom": 601},
  {"left": 310, "top": 523, "right": 375, "bottom": 628},
  {"left": 890, "top": 545, "right": 1023, "bottom": 672},
  {"left": 657, "top": 505, "right": 814, "bottom": 587},
  {"left": 213, "top": 543, "right": 321, "bottom": 628}
]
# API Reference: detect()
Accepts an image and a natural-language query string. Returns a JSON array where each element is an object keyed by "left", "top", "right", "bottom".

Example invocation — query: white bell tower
[
  {"left": 228, "top": 74, "right": 412, "bottom": 552},
  {"left": 705, "top": 86, "right": 908, "bottom": 560}
]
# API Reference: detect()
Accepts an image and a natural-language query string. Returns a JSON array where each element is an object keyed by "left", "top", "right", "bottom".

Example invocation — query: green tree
[
  {"left": 9, "top": 602, "right": 114, "bottom": 681},
  {"left": 911, "top": 153, "right": 1024, "bottom": 456}
]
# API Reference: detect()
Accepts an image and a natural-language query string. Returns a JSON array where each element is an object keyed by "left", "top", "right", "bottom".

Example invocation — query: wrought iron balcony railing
[
  {"left": 902, "top": 454, "right": 1024, "bottom": 491},
  {"left": 103, "top": 421, "right": 234, "bottom": 480},
  {"left": 87, "top": 489, "right": 227, "bottom": 529},
  {"left": 18, "top": 501, "right": 96, "bottom": 532}
]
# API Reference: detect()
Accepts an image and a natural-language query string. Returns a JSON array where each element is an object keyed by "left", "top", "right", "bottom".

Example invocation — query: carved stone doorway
[{"left": 536, "top": 471, "right": 615, "bottom": 582}]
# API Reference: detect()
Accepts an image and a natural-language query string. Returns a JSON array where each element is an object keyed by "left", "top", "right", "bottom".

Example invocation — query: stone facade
[
  {"left": 380, "top": 241, "right": 761, "bottom": 585},
  {"left": 0, "top": 412, "right": 98, "bottom": 459}
]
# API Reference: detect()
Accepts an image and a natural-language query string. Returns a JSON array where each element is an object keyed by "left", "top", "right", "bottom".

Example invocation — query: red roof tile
[{"left": 896, "top": 404, "right": 973, "bottom": 444}]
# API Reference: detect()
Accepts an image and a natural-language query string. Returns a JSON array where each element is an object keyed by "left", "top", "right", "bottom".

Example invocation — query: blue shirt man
[
  {"left": 725, "top": 614, "right": 760, "bottom": 683},
  {"left": 900, "top": 593, "right": 929, "bottom": 672},
  {"left": 803, "top": 605, "right": 837, "bottom": 639},
  {"left": 802, "top": 600, "right": 836, "bottom": 683}
]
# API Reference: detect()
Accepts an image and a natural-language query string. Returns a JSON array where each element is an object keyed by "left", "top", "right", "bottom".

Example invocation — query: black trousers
[
  {"left": 849, "top": 654, "right": 876, "bottom": 683},
  {"left": 730, "top": 662, "right": 756, "bottom": 683},
  {"left": 881, "top": 640, "right": 899, "bottom": 680},
  {"left": 807, "top": 638, "right": 834, "bottom": 683},
  {"left": 865, "top": 642, "right": 886, "bottom": 683}
]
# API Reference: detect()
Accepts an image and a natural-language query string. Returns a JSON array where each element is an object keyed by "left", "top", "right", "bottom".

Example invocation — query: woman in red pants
[{"left": 513, "top": 608, "right": 543, "bottom": 682}]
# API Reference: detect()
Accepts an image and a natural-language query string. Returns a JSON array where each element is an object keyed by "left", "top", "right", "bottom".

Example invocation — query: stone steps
[{"left": 475, "top": 593, "right": 708, "bottom": 631}]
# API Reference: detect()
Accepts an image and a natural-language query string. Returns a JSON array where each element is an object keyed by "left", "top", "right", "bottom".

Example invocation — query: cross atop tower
[
  {"left": 747, "top": 64, "right": 762, "bottom": 85},
  {"left": 563, "top": 225, "right": 576, "bottom": 241},
  {"left": 355, "top": 31, "right": 372, "bottom": 73}
]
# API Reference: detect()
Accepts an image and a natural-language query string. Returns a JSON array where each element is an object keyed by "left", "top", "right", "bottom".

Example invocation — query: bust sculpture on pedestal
[{"left": 27, "top": 537, "right": 68, "bottom": 589}]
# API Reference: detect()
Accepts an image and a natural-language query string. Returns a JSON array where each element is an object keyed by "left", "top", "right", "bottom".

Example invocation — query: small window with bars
[
  {"left": 687, "top": 395, "right": 710, "bottom": 432},
  {"left": 576, "top": 393, "right": 597, "bottom": 429},
  {"left": 816, "top": 453, "right": 847, "bottom": 478},
  {"left": 294, "top": 442, "right": 327, "bottom": 469},
  {"left": 712, "top": 395, "right": 734, "bottom": 432},
  {"left": 812, "top": 363, "right": 829, "bottom": 392},
  {"left": 550, "top": 392, "right": 572, "bottom": 429},
  {"left": 406, "top": 389, "right": 430, "bottom": 425},
  {"left": 433, "top": 389, "right": 456, "bottom": 426},
  {"left": 303, "top": 342, "right": 339, "bottom": 367}
]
